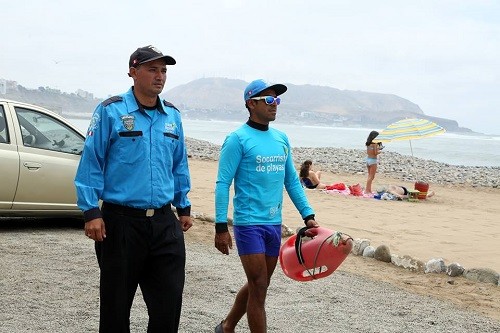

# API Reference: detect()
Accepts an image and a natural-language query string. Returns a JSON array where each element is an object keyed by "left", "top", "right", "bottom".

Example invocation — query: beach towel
[{"left": 325, "top": 183, "right": 346, "bottom": 191}]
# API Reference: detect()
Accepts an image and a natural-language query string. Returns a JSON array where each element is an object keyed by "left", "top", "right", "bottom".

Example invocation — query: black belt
[{"left": 103, "top": 202, "right": 171, "bottom": 217}]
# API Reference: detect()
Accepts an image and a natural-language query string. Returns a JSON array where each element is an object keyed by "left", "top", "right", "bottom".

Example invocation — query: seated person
[
  {"left": 387, "top": 185, "right": 435, "bottom": 199},
  {"left": 299, "top": 160, "right": 326, "bottom": 189}
]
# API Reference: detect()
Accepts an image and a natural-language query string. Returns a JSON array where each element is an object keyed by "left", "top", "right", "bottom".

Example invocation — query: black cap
[{"left": 129, "top": 45, "right": 176, "bottom": 68}]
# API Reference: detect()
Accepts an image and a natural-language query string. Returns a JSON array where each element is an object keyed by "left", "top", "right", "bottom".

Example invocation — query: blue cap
[{"left": 243, "top": 79, "right": 287, "bottom": 101}]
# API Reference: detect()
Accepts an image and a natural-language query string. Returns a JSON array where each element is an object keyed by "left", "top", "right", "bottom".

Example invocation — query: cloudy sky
[{"left": 1, "top": 0, "right": 499, "bottom": 134}]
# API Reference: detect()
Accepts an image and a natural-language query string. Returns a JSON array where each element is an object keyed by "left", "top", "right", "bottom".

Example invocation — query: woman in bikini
[
  {"left": 387, "top": 184, "right": 435, "bottom": 199},
  {"left": 365, "top": 130, "right": 382, "bottom": 194},
  {"left": 299, "top": 160, "right": 326, "bottom": 189}
]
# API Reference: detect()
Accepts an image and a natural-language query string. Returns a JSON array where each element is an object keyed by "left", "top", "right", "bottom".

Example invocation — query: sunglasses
[{"left": 250, "top": 96, "right": 281, "bottom": 105}]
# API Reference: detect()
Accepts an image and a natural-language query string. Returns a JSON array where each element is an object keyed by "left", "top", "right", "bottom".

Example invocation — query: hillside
[
  {"left": 163, "top": 78, "right": 469, "bottom": 132},
  {"left": 0, "top": 80, "right": 99, "bottom": 118},
  {"left": 1, "top": 77, "right": 472, "bottom": 133}
]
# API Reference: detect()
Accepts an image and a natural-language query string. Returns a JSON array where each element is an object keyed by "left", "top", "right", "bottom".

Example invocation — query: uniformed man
[{"left": 74, "top": 45, "right": 192, "bottom": 333}]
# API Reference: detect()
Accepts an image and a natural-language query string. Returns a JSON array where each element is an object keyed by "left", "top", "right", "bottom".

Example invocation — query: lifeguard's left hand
[
  {"left": 305, "top": 219, "right": 320, "bottom": 237},
  {"left": 178, "top": 215, "right": 193, "bottom": 231}
]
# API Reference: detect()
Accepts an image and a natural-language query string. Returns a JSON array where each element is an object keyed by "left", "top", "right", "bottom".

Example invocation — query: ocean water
[{"left": 69, "top": 118, "right": 500, "bottom": 167}]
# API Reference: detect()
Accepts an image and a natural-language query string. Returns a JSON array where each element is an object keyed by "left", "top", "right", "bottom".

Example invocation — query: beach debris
[
  {"left": 446, "top": 263, "right": 465, "bottom": 277},
  {"left": 281, "top": 224, "right": 294, "bottom": 238},
  {"left": 463, "top": 268, "right": 500, "bottom": 285},
  {"left": 381, "top": 193, "right": 398, "bottom": 201},
  {"left": 425, "top": 258, "right": 447, "bottom": 273},
  {"left": 351, "top": 238, "right": 371, "bottom": 256},
  {"left": 332, "top": 231, "right": 342, "bottom": 246},
  {"left": 391, "top": 254, "right": 424, "bottom": 272},
  {"left": 374, "top": 245, "right": 391, "bottom": 263},
  {"left": 362, "top": 246, "right": 375, "bottom": 258}
]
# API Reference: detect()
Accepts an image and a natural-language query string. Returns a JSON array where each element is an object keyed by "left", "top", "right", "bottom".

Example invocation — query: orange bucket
[
  {"left": 279, "top": 227, "right": 352, "bottom": 282},
  {"left": 414, "top": 181, "right": 429, "bottom": 200}
]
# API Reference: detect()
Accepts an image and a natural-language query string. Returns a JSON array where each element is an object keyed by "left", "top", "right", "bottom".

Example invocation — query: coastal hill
[
  {"left": 0, "top": 80, "right": 100, "bottom": 118},
  {"left": 164, "top": 78, "right": 471, "bottom": 132},
  {"left": 1, "top": 77, "right": 472, "bottom": 133}
]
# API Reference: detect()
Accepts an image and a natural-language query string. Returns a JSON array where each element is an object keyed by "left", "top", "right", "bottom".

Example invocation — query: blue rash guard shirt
[
  {"left": 74, "top": 87, "right": 191, "bottom": 222},
  {"left": 215, "top": 120, "right": 314, "bottom": 229}
]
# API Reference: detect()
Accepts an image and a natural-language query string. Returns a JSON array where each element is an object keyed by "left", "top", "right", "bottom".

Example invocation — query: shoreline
[{"left": 185, "top": 137, "right": 500, "bottom": 188}]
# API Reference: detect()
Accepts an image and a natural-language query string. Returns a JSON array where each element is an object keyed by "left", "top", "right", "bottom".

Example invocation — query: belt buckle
[{"left": 146, "top": 209, "right": 155, "bottom": 217}]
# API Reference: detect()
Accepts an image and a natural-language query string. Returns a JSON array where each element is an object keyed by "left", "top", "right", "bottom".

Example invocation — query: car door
[
  {"left": 11, "top": 105, "right": 85, "bottom": 211},
  {"left": 0, "top": 104, "right": 19, "bottom": 210}
]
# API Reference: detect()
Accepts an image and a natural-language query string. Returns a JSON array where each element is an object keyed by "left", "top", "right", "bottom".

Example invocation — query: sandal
[{"left": 214, "top": 321, "right": 224, "bottom": 333}]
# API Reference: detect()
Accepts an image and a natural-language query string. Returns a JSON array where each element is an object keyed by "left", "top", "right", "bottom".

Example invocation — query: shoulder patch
[
  {"left": 163, "top": 100, "right": 180, "bottom": 113},
  {"left": 101, "top": 96, "right": 123, "bottom": 107}
]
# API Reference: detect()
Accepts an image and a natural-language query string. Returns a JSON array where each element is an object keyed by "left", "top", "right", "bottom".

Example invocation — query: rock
[
  {"left": 463, "top": 268, "right": 500, "bottom": 285},
  {"left": 446, "top": 263, "right": 465, "bottom": 277},
  {"left": 391, "top": 254, "right": 424, "bottom": 272},
  {"left": 425, "top": 258, "right": 447, "bottom": 274},
  {"left": 351, "top": 238, "right": 371, "bottom": 256},
  {"left": 374, "top": 245, "right": 391, "bottom": 263},
  {"left": 281, "top": 224, "right": 294, "bottom": 238},
  {"left": 362, "top": 246, "right": 375, "bottom": 258}
]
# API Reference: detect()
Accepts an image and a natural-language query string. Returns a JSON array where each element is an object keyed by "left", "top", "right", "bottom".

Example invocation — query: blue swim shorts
[
  {"left": 233, "top": 225, "right": 282, "bottom": 257},
  {"left": 366, "top": 157, "right": 378, "bottom": 166}
]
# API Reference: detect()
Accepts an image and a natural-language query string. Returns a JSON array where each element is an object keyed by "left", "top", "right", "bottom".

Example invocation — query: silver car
[{"left": 0, "top": 99, "right": 85, "bottom": 217}]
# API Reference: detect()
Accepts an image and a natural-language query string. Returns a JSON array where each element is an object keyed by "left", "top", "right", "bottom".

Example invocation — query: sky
[{"left": 1, "top": 0, "right": 499, "bottom": 134}]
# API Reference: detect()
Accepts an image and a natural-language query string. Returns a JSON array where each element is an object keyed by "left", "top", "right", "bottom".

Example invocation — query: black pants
[{"left": 96, "top": 206, "right": 185, "bottom": 333}]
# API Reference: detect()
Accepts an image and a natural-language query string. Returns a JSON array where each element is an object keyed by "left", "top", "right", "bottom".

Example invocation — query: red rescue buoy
[{"left": 279, "top": 227, "right": 353, "bottom": 282}]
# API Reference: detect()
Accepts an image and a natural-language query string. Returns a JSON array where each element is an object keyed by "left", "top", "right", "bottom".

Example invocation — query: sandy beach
[
  {"left": 188, "top": 158, "right": 500, "bottom": 274},
  {"left": 186, "top": 157, "right": 500, "bottom": 326}
]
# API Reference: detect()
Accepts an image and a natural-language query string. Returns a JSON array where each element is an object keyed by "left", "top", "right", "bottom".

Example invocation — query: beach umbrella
[{"left": 375, "top": 118, "right": 445, "bottom": 181}]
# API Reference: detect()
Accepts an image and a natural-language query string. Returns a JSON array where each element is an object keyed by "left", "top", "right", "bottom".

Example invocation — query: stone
[
  {"left": 281, "top": 224, "right": 294, "bottom": 238},
  {"left": 446, "top": 263, "right": 465, "bottom": 277},
  {"left": 463, "top": 268, "right": 500, "bottom": 285},
  {"left": 425, "top": 258, "right": 447, "bottom": 274},
  {"left": 374, "top": 245, "right": 391, "bottom": 263},
  {"left": 362, "top": 246, "right": 375, "bottom": 258},
  {"left": 391, "top": 254, "right": 424, "bottom": 272},
  {"left": 352, "top": 238, "right": 371, "bottom": 256}
]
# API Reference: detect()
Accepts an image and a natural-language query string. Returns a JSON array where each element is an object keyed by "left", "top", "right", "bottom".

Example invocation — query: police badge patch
[
  {"left": 87, "top": 113, "right": 101, "bottom": 137},
  {"left": 121, "top": 115, "right": 135, "bottom": 131},
  {"left": 164, "top": 122, "right": 177, "bottom": 134}
]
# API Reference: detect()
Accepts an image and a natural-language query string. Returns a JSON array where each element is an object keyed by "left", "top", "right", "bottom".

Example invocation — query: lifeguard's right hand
[
  {"left": 215, "top": 231, "right": 233, "bottom": 255},
  {"left": 84, "top": 218, "right": 106, "bottom": 241}
]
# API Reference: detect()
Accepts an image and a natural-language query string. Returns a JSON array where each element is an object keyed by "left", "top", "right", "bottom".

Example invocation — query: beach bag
[
  {"left": 279, "top": 227, "right": 353, "bottom": 282},
  {"left": 348, "top": 183, "right": 363, "bottom": 196}
]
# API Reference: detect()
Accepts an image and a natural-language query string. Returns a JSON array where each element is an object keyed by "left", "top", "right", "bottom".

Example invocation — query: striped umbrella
[
  {"left": 375, "top": 118, "right": 445, "bottom": 142},
  {"left": 375, "top": 118, "right": 446, "bottom": 180}
]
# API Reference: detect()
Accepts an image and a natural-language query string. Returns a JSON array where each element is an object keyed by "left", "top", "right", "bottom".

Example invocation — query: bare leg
[
  {"left": 221, "top": 254, "right": 278, "bottom": 333},
  {"left": 365, "top": 164, "right": 377, "bottom": 193},
  {"left": 387, "top": 185, "right": 406, "bottom": 199},
  {"left": 316, "top": 183, "right": 327, "bottom": 190}
]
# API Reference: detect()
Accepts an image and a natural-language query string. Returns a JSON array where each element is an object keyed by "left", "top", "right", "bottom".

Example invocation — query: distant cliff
[
  {"left": 164, "top": 78, "right": 473, "bottom": 133},
  {"left": 0, "top": 77, "right": 473, "bottom": 133},
  {"left": 0, "top": 79, "right": 99, "bottom": 117}
]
